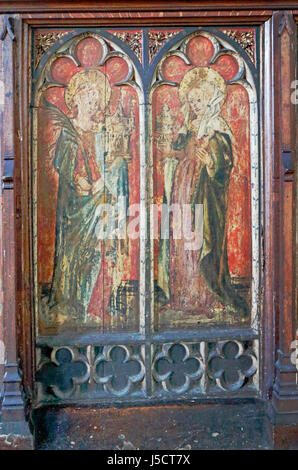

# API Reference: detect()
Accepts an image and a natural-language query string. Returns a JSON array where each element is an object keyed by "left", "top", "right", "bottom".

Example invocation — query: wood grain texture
[
  {"left": 33, "top": 401, "right": 272, "bottom": 450},
  {"left": 0, "top": 1, "right": 296, "bottom": 14},
  {"left": 0, "top": 14, "right": 28, "bottom": 425},
  {"left": 271, "top": 11, "right": 298, "bottom": 416},
  {"left": 0, "top": 2, "right": 296, "bottom": 442},
  {"left": 8, "top": 8, "right": 288, "bottom": 403},
  {"left": 0, "top": 16, "right": 4, "bottom": 360}
]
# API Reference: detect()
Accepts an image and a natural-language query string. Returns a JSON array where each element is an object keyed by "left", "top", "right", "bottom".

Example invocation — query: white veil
[{"left": 179, "top": 82, "right": 233, "bottom": 141}]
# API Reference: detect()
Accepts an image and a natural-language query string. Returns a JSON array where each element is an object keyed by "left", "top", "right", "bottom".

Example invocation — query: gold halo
[
  {"left": 65, "top": 68, "right": 111, "bottom": 110},
  {"left": 179, "top": 67, "right": 226, "bottom": 103}
]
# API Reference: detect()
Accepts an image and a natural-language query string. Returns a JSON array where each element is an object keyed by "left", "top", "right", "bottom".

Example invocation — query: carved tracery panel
[{"left": 32, "top": 27, "right": 260, "bottom": 405}]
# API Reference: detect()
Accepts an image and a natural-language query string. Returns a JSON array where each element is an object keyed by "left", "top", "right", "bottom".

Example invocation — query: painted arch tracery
[{"left": 33, "top": 27, "right": 260, "bottom": 402}]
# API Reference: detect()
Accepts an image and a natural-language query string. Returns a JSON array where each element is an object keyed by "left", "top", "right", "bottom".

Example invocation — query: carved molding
[
  {"left": 94, "top": 345, "right": 145, "bottom": 396},
  {"left": 36, "top": 340, "right": 258, "bottom": 404},
  {"left": 36, "top": 346, "right": 90, "bottom": 399},
  {"left": 153, "top": 342, "right": 204, "bottom": 394},
  {"left": 36, "top": 344, "right": 145, "bottom": 400},
  {"left": 0, "top": 16, "right": 15, "bottom": 42},
  {"left": 278, "top": 12, "right": 295, "bottom": 36},
  {"left": 207, "top": 340, "right": 258, "bottom": 392}
]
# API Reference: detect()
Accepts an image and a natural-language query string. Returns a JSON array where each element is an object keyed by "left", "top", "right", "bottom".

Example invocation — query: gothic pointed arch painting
[
  {"left": 31, "top": 26, "right": 260, "bottom": 405},
  {"left": 34, "top": 31, "right": 143, "bottom": 335},
  {"left": 150, "top": 30, "right": 259, "bottom": 331}
]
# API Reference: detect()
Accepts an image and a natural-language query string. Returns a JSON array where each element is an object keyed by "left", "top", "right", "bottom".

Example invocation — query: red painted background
[
  {"left": 37, "top": 33, "right": 251, "bottom": 294},
  {"left": 152, "top": 35, "right": 252, "bottom": 280},
  {"left": 38, "top": 37, "right": 140, "bottom": 286}
]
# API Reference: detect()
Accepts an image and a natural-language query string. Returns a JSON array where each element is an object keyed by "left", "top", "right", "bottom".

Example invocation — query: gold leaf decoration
[
  {"left": 110, "top": 31, "right": 142, "bottom": 63},
  {"left": 148, "top": 30, "right": 181, "bottom": 63},
  {"left": 221, "top": 29, "right": 255, "bottom": 63},
  {"left": 34, "top": 31, "right": 69, "bottom": 68}
]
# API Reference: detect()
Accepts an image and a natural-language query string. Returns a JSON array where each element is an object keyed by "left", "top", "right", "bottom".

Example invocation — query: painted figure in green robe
[
  {"left": 43, "top": 69, "right": 129, "bottom": 325},
  {"left": 156, "top": 67, "right": 249, "bottom": 320}
]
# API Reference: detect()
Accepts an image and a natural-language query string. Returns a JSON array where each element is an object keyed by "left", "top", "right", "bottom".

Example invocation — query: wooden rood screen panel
[{"left": 33, "top": 26, "right": 260, "bottom": 404}]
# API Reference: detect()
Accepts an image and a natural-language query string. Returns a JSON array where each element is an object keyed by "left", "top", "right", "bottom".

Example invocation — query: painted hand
[
  {"left": 197, "top": 148, "right": 214, "bottom": 168},
  {"left": 74, "top": 175, "right": 92, "bottom": 196},
  {"left": 91, "top": 178, "right": 104, "bottom": 195},
  {"left": 156, "top": 136, "right": 172, "bottom": 158}
]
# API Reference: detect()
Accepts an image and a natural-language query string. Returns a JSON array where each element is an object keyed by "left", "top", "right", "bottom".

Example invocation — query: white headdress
[{"left": 178, "top": 67, "right": 233, "bottom": 140}]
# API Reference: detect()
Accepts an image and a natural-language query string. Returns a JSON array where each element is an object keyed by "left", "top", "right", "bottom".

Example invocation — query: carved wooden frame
[{"left": 0, "top": 1, "right": 297, "bottom": 428}]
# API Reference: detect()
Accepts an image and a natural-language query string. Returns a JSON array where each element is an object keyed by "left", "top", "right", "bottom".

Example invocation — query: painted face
[
  {"left": 187, "top": 84, "right": 213, "bottom": 118},
  {"left": 73, "top": 84, "right": 100, "bottom": 116}
]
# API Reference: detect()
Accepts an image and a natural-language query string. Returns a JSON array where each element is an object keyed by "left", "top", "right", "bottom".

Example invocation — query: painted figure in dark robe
[{"left": 156, "top": 67, "right": 249, "bottom": 319}]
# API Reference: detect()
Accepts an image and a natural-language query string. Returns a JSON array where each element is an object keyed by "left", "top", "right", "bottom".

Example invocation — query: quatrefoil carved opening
[
  {"left": 153, "top": 343, "right": 204, "bottom": 394},
  {"left": 208, "top": 340, "right": 257, "bottom": 391},
  {"left": 94, "top": 345, "right": 145, "bottom": 396},
  {"left": 36, "top": 346, "right": 90, "bottom": 399}
]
